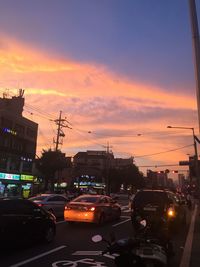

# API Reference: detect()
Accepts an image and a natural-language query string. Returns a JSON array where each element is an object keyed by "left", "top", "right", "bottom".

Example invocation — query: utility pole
[
  {"left": 188, "top": 0, "right": 200, "bottom": 132},
  {"left": 103, "top": 142, "right": 113, "bottom": 195},
  {"left": 53, "top": 111, "right": 72, "bottom": 151}
]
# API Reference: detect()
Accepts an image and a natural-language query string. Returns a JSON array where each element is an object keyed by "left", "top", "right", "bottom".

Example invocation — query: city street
[{"left": 0, "top": 198, "right": 193, "bottom": 267}]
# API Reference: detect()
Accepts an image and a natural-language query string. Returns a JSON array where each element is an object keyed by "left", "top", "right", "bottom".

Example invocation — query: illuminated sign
[
  {"left": 20, "top": 175, "right": 35, "bottom": 181},
  {"left": 22, "top": 183, "right": 31, "bottom": 189},
  {"left": 3, "top": 128, "right": 17, "bottom": 135},
  {"left": 0, "top": 173, "right": 5, "bottom": 179},
  {"left": 54, "top": 182, "right": 67, "bottom": 188},
  {"left": 0, "top": 172, "right": 20, "bottom": 180}
]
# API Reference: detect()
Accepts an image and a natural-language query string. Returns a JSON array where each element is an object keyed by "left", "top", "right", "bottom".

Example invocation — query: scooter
[{"left": 92, "top": 219, "right": 168, "bottom": 267}]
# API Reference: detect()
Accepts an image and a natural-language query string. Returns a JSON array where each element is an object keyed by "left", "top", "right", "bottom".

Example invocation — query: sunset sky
[{"left": 0, "top": 0, "right": 200, "bottom": 176}]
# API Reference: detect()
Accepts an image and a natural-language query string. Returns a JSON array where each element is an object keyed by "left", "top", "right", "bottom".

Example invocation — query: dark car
[
  {"left": 64, "top": 194, "right": 121, "bottom": 224},
  {"left": 130, "top": 189, "right": 186, "bottom": 237},
  {"left": 0, "top": 198, "right": 56, "bottom": 247}
]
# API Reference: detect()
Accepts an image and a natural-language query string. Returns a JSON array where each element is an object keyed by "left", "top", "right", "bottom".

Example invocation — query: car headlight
[{"left": 167, "top": 208, "right": 175, "bottom": 218}]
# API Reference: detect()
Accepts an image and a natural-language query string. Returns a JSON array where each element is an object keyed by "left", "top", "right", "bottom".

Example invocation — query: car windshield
[
  {"left": 134, "top": 191, "right": 167, "bottom": 207},
  {"left": 72, "top": 196, "right": 99, "bottom": 203},
  {"left": 29, "top": 196, "right": 47, "bottom": 201}
]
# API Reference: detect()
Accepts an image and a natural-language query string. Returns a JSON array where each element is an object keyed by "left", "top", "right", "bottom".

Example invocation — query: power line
[
  {"left": 138, "top": 164, "right": 181, "bottom": 167},
  {"left": 134, "top": 144, "right": 193, "bottom": 158}
]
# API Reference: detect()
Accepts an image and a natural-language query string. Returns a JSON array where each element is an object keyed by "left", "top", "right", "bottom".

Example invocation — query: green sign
[{"left": 20, "top": 175, "right": 34, "bottom": 181}]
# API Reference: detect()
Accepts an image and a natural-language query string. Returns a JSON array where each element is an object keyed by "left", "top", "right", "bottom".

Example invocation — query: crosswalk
[{"left": 120, "top": 205, "right": 130, "bottom": 213}]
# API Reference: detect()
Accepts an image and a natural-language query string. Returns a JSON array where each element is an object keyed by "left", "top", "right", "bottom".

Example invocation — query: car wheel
[
  {"left": 44, "top": 225, "right": 55, "bottom": 243},
  {"left": 98, "top": 213, "right": 105, "bottom": 225}
]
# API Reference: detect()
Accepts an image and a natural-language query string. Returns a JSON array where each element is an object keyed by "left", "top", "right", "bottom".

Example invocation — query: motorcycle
[{"left": 92, "top": 219, "right": 168, "bottom": 267}]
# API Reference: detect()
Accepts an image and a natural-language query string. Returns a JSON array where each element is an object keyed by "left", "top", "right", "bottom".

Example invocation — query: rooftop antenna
[{"left": 19, "top": 88, "right": 24, "bottom": 97}]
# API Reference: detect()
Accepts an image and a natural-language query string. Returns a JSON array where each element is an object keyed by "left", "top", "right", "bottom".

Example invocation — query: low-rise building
[{"left": 0, "top": 90, "right": 38, "bottom": 197}]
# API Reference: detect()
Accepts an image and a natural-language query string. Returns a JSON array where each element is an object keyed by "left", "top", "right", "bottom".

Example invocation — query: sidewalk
[
  {"left": 190, "top": 203, "right": 200, "bottom": 267},
  {"left": 179, "top": 202, "right": 200, "bottom": 267}
]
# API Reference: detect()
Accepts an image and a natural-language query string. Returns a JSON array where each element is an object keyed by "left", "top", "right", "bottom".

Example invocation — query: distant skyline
[{"left": 0, "top": 0, "right": 200, "bottom": 176}]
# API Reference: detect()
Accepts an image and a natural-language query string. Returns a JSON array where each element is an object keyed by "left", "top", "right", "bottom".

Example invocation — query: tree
[
  {"left": 119, "top": 165, "right": 144, "bottom": 190},
  {"left": 36, "top": 149, "right": 67, "bottom": 192},
  {"left": 103, "top": 164, "right": 145, "bottom": 194}
]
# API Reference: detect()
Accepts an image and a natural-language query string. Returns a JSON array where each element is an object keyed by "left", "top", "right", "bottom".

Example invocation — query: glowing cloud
[{"left": 0, "top": 35, "right": 197, "bottom": 172}]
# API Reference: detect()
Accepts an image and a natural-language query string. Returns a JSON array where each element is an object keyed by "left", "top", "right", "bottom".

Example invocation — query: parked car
[
  {"left": 0, "top": 198, "right": 56, "bottom": 247},
  {"left": 29, "top": 194, "right": 69, "bottom": 218},
  {"left": 130, "top": 189, "right": 186, "bottom": 237},
  {"left": 64, "top": 194, "right": 121, "bottom": 225}
]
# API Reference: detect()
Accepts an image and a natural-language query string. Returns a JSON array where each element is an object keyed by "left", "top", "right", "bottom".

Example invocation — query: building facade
[{"left": 0, "top": 91, "right": 38, "bottom": 197}]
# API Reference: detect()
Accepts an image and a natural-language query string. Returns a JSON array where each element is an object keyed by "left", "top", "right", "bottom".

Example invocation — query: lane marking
[
  {"left": 121, "top": 205, "right": 129, "bottom": 210},
  {"left": 180, "top": 204, "right": 198, "bottom": 267},
  {"left": 10, "top": 245, "right": 66, "bottom": 267},
  {"left": 72, "top": 251, "right": 102, "bottom": 255},
  {"left": 121, "top": 215, "right": 130, "bottom": 218},
  {"left": 103, "top": 253, "right": 116, "bottom": 259},
  {"left": 112, "top": 218, "right": 130, "bottom": 227}
]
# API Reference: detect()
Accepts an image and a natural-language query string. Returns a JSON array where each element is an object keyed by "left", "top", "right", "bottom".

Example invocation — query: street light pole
[{"left": 167, "top": 126, "right": 199, "bottom": 186}]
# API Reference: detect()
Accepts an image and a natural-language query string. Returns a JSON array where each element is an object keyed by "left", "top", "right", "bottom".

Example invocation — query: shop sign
[
  {"left": 20, "top": 175, "right": 35, "bottom": 181},
  {"left": 0, "top": 173, "right": 5, "bottom": 179},
  {"left": 0, "top": 172, "right": 20, "bottom": 180}
]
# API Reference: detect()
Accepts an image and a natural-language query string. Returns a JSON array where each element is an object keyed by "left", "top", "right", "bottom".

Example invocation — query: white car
[{"left": 29, "top": 194, "right": 69, "bottom": 218}]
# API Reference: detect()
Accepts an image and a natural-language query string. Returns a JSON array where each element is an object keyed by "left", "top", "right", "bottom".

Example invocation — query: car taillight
[
  {"left": 167, "top": 207, "right": 175, "bottom": 217},
  {"left": 83, "top": 206, "right": 96, "bottom": 211},
  {"left": 37, "top": 203, "right": 44, "bottom": 207}
]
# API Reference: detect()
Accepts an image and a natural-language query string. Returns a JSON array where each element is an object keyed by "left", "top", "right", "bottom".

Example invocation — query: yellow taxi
[{"left": 64, "top": 194, "right": 121, "bottom": 225}]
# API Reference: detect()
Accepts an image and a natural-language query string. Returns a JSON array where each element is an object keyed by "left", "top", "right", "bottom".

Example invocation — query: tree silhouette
[{"left": 36, "top": 149, "right": 67, "bottom": 192}]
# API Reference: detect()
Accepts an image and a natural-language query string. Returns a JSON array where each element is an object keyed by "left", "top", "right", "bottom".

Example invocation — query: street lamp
[{"left": 167, "top": 125, "right": 199, "bottom": 185}]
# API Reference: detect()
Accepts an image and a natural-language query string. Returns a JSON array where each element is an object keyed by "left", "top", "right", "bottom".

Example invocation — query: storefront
[
  {"left": 0, "top": 172, "right": 37, "bottom": 198},
  {"left": 73, "top": 181, "right": 105, "bottom": 194}
]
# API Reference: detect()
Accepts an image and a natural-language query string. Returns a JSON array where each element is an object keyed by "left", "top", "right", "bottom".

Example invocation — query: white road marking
[
  {"left": 180, "top": 204, "right": 198, "bottom": 267},
  {"left": 72, "top": 251, "right": 102, "bottom": 256},
  {"left": 10, "top": 245, "right": 66, "bottom": 267},
  {"left": 52, "top": 258, "right": 107, "bottom": 267},
  {"left": 112, "top": 218, "right": 131, "bottom": 227},
  {"left": 121, "top": 205, "right": 129, "bottom": 210},
  {"left": 103, "top": 253, "right": 116, "bottom": 259},
  {"left": 121, "top": 215, "right": 130, "bottom": 218},
  {"left": 122, "top": 209, "right": 130, "bottom": 213}
]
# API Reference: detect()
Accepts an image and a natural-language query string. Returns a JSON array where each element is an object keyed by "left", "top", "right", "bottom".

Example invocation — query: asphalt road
[{"left": 0, "top": 198, "right": 191, "bottom": 267}]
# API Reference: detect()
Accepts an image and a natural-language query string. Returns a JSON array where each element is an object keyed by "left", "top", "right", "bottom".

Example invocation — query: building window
[
  {"left": 1, "top": 117, "right": 13, "bottom": 128},
  {"left": 26, "top": 127, "right": 36, "bottom": 138},
  {"left": 22, "top": 160, "right": 32, "bottom": 173},
  {"left": 10, "top": 156, "right": 21, "bottom": 172},
  {"left": 15, "top": 124, "right": 25, "bottom": 135},
  {"left": 0, "top": 154, "right": 8, "bottom": 169}
]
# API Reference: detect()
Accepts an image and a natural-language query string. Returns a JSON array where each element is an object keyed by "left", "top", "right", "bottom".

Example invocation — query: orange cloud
[{"left": 0, "top": 35, "right": 197, "bottom": 173}]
